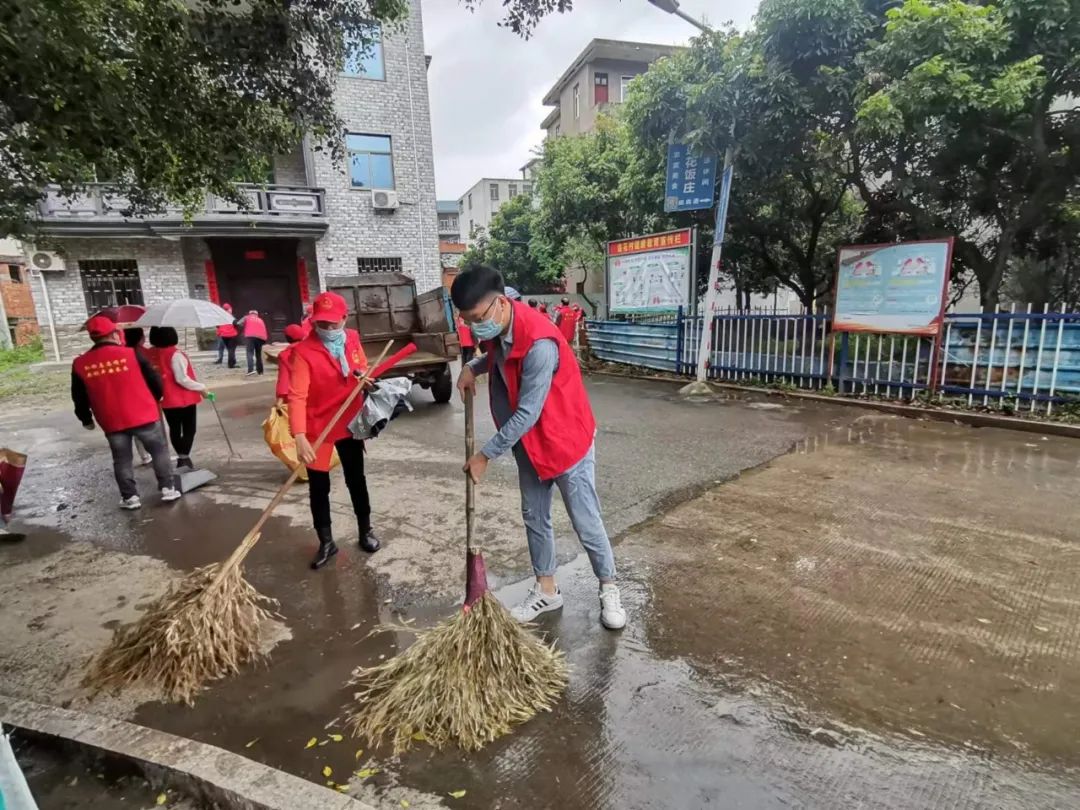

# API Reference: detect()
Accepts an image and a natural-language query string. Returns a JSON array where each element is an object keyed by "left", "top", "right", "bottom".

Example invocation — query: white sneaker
[
  {"left": 119, "top": 495, "right": 141, "bottom": 510},
  {"left": 509, "top": 584, "right": 564, "bottom": 623},
  {"left": 599, "top": 584, "right": 626, "bottom": 630},
  {"left": 137, "top": 453, "right": 152, "bottom": 467},
  {"left": 160, "top": 486, "right": 182, "bottom": 502}
]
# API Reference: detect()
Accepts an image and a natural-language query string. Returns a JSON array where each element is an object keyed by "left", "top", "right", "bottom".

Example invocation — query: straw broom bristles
[
  {"left": 346, "top": 592, "right": 568, "bottom": 754},
  {"left": 82, "top": 555, "right": 276, "bottom": 704}
]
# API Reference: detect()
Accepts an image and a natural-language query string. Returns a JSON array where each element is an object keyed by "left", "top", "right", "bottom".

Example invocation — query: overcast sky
[{"left": 423, "top": 0, "right": 761, "bottom": 201}]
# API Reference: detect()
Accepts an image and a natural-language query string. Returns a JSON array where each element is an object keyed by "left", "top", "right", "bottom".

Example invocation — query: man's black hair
[
  {"left": 148, "top": 326, "right": 179, "bottom": 348},
  {"left": 451, "top": 264, "right": 504, "bottom": 311},
  {"left": 123, "top": 327, "right": 144, "bottom": 348},
  {"left": 528, "top": 299, "right": 538, "bottom": 307}
]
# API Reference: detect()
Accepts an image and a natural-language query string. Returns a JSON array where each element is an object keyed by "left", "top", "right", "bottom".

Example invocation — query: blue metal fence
[{"left": 586, "top": 307, "right": 1080, "bottom": 414}]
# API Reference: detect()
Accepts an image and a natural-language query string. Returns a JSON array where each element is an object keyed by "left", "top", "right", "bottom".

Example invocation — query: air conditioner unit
[
  {"left": 30, "top": 250, "right": 66, "bottom": 273},
  {"left": 371, "top": 189, "right": 400, "bottom": 211}
]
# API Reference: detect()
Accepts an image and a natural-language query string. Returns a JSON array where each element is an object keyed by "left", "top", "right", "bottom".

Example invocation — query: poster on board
[
  {"left": 833, "top": 238, "right": 954, "bottom": 335},
  {"left": 606, "top": 229, "right": 694, "bottom": 314}
]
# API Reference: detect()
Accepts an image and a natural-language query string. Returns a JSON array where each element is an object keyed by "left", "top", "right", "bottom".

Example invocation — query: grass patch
[{"left": 0, "top": 338, "right": 68, "bottom": 405}]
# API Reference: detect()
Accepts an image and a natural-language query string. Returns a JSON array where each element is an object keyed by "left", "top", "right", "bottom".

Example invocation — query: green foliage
[
  {"left": 0, "top": 337, "right": 44, "bottom": 371},
  {"left": 458, "top": 194, "right": 562, "bottom": 293}
]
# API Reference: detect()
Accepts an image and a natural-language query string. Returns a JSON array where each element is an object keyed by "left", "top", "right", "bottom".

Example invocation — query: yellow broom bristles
[
  {"left": 346, "top": 592, "right": 568, "bottom": 754},
  {"left": 82, "top": 561, "right": 277, "bottom": 704}
]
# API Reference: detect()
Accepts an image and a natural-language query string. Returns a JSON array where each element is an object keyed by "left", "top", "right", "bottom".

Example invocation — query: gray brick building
[{"left": 24, "top": 0, "right": 439, "bottom": 359}]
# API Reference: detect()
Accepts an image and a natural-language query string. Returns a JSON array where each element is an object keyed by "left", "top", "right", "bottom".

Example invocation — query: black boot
[
  {"left": 310, "top": 526, "right": 338, "bottom": 570},
  {"left": 358, "top": 524, "right": 380, "bottom": 554}
]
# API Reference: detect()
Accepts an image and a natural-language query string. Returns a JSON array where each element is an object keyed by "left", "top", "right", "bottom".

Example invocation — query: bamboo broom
[
  {"left": 345, "top": 389, "right": 568, "bottom": 754},
  {"left": 84, "top": 341, "right": 415, "bottom": 704}
]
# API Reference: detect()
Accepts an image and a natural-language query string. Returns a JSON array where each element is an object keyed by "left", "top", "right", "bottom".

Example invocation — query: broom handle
[
  {"left": 465, "top": 388, "right": 475, "bottom": 551},
  {"left": 211, "top": 340, "right": 399, "bottom": 584}
]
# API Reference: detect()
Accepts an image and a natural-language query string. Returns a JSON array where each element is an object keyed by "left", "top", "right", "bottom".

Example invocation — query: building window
[
  {"left": 343, "top": 23, "right": 385, "bottom": 80},
  {"left": 468, "top": 193, "right": 473, "bottom": 210},
  {"left": 7, "top": 265, "right": 22, "bottom": 283},
  {"left": 79, "top": 260, "right": 143, "bottom": 311},
  {"left": 594, "top": 72, "right": 609, "bottom": 105},
  {"left": 621, "top": 75, "right": 634, "bottom": 101},
  {"left": 554, "top": 123, "right": 560, "bottom": 137},
  {"left": 469, "top": 219, "right": 474, "bottom": 235},
  {"left": 489, "top": 183, "right": 499, "bottom": 202},
  {"left": 438, "top": 215, "right": 457, "bottom": 232},
  {"left": 508, "top": 183, "right": 518, "bottom": 199},
  {"left": 459, "top": 200, "right": 465, "bottom": 213},
  {"left": 347, "top": 133, "right": 394, "bottom": 189},
  {"left": 523, "top": 183, "right": 533, "bottom": 195},
  {"left": 573, "top": 84, "right": 580, "bottom": 119},
  {"left": 357, "top": 257, "right": 403, "bottom": 274}
]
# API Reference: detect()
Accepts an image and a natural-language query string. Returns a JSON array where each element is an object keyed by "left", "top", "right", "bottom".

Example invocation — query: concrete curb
[
  {"left": 589, "top": 368, "right": 1080, "bottom": 441},
  {"left": 0, "top": 695, "right": 376, "bottom": 810}
]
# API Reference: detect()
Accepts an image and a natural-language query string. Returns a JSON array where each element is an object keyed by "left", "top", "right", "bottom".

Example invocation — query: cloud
[{"left": 424, "top": 0, "right": 760, "bottom": 200}]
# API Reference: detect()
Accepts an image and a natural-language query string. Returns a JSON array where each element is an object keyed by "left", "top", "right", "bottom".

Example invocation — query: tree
[
  {"left": 458, "top": 194, "right": 562, "bottom": 293},
  {"left": 855, "top": 0, "right": 1080, "bottom": 308},
  {"left": 0, "top": 0, "right": 572, "bottom": 237}
]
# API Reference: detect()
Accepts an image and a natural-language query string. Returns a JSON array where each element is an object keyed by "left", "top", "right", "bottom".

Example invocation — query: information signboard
[
  {"left": 833, "top": 239, "right": 954, "bottom": 335},
  {"left": 606, "top": 229, "right": 694, "bottom": 314}
]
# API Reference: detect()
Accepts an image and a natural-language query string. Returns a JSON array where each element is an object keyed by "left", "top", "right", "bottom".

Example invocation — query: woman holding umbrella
[{"left": 147, "top": 327, "right": 213, "bottom": 469}]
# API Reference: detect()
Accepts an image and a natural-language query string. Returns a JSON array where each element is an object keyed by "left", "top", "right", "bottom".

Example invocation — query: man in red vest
[
  {"left": 288, "top": 292, "right": 379, "bottom": 569},
  {"left": 71, "top": 315, "right": 181, "bottom": 509},
  {"left": 240, "top": 308, "right": 269, "bottom": 376},
  {"left": 453, "top": 265, "right": 625, "bottom": 630},
  {"left": 553, "top": 296, "right": 580, "bottom": 344}
]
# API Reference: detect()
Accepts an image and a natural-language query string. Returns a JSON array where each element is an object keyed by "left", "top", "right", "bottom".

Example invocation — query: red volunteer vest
[
  {"left": 244, "top": 315, "right": 268, "bottom": 340},
  {"left": 146, "top": 346, "right": 202, "bottom": 409},
  {"left": 217, "top": 321, "right": 238, "bottom": 338},
  {"left": 289, "top": 329, "right": 368, "bottom": 447},
  {"left": 482, "top": 301, "right": 595, "bottom": 480},
  {"left": 275, "top": 344, "right": 296, "bottom": 399},
  {"left": 72, "top": 343, "right": 160, "bottom": 433}
]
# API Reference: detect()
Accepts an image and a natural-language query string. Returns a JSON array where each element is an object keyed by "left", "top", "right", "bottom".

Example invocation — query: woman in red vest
[
  {"left": 214, "top": 303, "right": 239, "bottom": 368},
  {"left": 147, "top": 327, "right": 212, "bottom": 469},
  {"left": 71, "top": 315, "right": 180, "bottom": 509},
  {"left": 288, "top": 291, "right": 379, "bottom": 569},
  {"left": 274, "top": 323, "right": 306, "bottom": 405},
  {"left": 453, "top": 265, "right": 625, "bottom": 630},
  {"left": 240, "top": 309, "right": 269, "bottom": 376}
]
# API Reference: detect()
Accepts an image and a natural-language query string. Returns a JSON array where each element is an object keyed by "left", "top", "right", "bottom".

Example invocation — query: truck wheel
[{"left": 432, "top": 365, "right": 453, "bottom": 404}]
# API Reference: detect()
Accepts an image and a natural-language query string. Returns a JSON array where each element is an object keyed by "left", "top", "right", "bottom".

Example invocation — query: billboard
[
  {"left": 606, "top": 229, "right": 694, "bottom": 314},
  {"left": 833, "top": 238, "right": 954, "bottom": 335}
]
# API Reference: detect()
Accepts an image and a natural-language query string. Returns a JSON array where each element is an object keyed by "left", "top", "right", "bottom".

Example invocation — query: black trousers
[
  {"left": 246, "top": 337, "right": 266, "bottom": 374},
  {"left": 307, "top": 438, "right": 370, "bottom": 530},
  {"left": 461, "top": 346, "right": 476, "bottom": 365},
  {"left": 163, "top": 404, "right": 198, "bottom": 457}
]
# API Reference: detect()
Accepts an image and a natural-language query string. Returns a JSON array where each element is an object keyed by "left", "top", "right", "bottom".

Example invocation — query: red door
[{"left": 594, "top": 72, "right": 609, "bottom": 105}]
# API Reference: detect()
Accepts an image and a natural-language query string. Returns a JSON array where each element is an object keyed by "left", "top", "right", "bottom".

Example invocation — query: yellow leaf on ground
[
  {"left": 156, "top": 794, "right": 168, "bottom": 806},
  {"left": 354, "top": 749, "right": 364, "bottom": 760},
  {"left": 449, "top": 790, "right": 467, "bottom": 799},
  {"left": 245, "top": 738, "right": 259, "bottom": 748},
  {"left": 322, "top": 766, "right": 333, "bottom": 778},
  {"left": 329, "top": 733, "right": 344, "bottom": 742},
  {"left": 356, "top": 768, "right": 380, "bottom": 778},
  {"left": 318, "top": 740, "right": 330, "bottom": 747},
  {"left": 401, "top": 801, "right": 411, "bottom": 808},
  {"left": 337, "top": 785, "right": 350, "bottom": 793},
  {"left": 326, "top": 780, "right": 335, "bottom": 787},
  {"left": 411, "top": 731, "right": 427, "bottom": 741},
  {"left": 305, "top": 737, "right": 317, "bottom": 749}
]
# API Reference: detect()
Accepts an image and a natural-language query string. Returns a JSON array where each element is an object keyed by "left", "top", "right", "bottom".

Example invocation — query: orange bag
[{"left": 261, "top": 405, "right": 339, "bottom": 482}]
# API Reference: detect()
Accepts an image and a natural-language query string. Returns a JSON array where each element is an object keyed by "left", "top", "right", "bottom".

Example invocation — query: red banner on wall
[
  {"left": 297, "top": 258, "right": 310, "bottom": 304},
  {"left": 204, "top": 260, "right": 220, "bottom": 304},
  {"left": 607, "top": 228, "right": 692, "bottom": 257}
]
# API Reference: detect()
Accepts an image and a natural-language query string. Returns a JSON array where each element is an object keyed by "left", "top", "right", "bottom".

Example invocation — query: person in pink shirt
[{"left": 239, "top": 309, "right": 269, "bottom": 376}]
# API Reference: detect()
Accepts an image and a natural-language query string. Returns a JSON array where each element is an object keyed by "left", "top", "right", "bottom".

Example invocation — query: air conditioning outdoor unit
[
  {"left": 371, "top": 189, "right": 400, "bottom": 211},
  {"left": 30, "top": 250, "right": 66, "bottom": 273}
]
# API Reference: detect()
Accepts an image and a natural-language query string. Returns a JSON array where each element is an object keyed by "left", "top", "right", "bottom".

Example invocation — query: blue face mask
[
  {"left": 469, "top": 298, "right": 504, "bottom": 341},
  {"left": 316, "top": 326, "right": 349, "bottom": 375}
]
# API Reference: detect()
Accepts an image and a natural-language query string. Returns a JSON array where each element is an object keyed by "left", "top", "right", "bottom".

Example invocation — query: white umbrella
[{"left": 135, "top": 299, "right": 235, "bottom": 328}]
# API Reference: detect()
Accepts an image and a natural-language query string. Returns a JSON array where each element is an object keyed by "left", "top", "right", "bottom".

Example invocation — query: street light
[{"left": 646, "top": 0, "right": 711, "bottom": 33}]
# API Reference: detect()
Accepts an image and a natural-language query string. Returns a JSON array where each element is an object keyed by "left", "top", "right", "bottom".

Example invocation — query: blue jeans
[
  {"left": 105, "top": 422, "right": 174, "bottom": 498},
  {"left": 515, "top": 443, "right": 616, "bottom": 581}
]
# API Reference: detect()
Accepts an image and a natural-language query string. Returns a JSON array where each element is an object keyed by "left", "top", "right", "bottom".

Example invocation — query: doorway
[{"left": 207, "top": 238, "right": 301, "bottom": 340}]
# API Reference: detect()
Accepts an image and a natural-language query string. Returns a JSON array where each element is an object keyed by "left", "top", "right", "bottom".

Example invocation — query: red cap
[
  {"left": 311, "top": 291, "right": 347, "bottom": 322},
  {"left": 283, "top": 324, "right": 305, "bottom": 342},
  {"left": 85, "top": 314, "right": 118, "bottom": 340},
  {"left": 222, "top": 302, "right": 232, "bottom": 312}
]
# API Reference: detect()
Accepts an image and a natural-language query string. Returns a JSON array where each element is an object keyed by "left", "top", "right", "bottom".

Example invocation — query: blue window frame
[
  {"left": 344, "top": 23, "right": 385, "bottom": 80},
  {"left": 347, "top": 134, "right": 394, "bottom": 189}
]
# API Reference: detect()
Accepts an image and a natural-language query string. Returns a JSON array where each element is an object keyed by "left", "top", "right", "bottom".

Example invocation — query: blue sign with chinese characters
[{"left": 664, "top": 143, "right": 718, "bottom": 212}]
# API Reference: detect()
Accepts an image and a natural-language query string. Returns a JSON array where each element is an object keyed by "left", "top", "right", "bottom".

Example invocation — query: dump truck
[{"left": 324, "top": 273, "right": 460, "bottom": 403}]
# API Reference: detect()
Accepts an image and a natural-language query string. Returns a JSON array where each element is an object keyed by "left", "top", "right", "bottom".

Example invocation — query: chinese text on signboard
[
  {"left": 664, "top": 144, "right": 718, "bottom": 213},
  {"left": 833, "top": 239, "right": 954, "bottom": 336},
  {"left": 606, "top": 229, "right": 693, "bottom": 314}
]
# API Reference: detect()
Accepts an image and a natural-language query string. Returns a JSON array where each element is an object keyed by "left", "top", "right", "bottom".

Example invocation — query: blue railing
[{"left": 586, "top": 307, "right": 1080, "bottom": 415}]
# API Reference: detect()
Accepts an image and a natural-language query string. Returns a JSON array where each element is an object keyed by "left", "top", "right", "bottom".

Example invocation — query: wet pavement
[{"left": 3, "top": 366, "right": 1080, "bottom": 808}]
